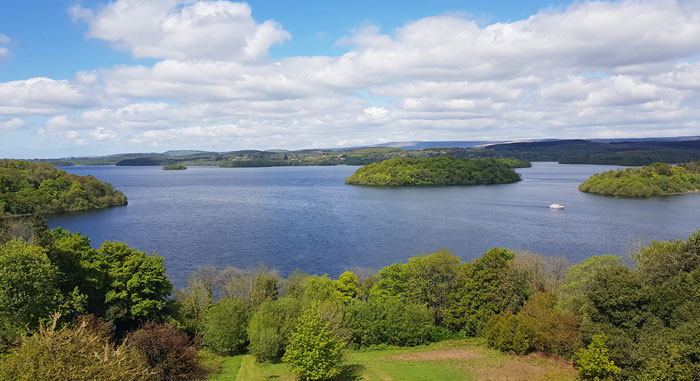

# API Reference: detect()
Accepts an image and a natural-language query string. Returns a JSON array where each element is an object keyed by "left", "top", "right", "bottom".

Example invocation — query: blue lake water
[{"left": 49, "top": 162, "right": 700, "bottom": 289}]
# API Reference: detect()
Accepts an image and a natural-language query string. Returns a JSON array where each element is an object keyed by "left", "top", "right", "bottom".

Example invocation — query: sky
[{"left": 1, "top": 0, "right": 700, "bottom": 158}]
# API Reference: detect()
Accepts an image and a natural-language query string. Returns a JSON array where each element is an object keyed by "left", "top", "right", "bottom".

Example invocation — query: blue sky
[{"left": 1, "top": 0, "right": 700, "bottom": 158}]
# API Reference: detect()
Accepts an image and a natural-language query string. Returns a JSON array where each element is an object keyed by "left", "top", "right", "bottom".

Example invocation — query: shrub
[
  {"left": 575, "top": 334, "right": 622, "bottom": 381},
  {"left": 202, "top": 298, "right": 249, "bottom": 355},
  {"left": 283, "top": 308, "right": 344, "bottom": 380},
  {"left": 127, "top": 322, "right": 203, "bottom": 381},
  {"left": 344, "top": 298, "right": 433, "bottom": 348},
  {"left": 0, "top": 314, "right": 153, "bottom": 381},
  {"left": 247, "top": 297, "right": 301, "bottom": 362},
  {"left": 484, "top": 312, "right": 531, "bottom": 355},
  {"left": 517, "top": 292, "right": 581, "bottom": 357}
]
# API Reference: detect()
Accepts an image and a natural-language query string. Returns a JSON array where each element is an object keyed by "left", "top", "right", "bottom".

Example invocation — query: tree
[
  {"left": 484, "top": 312, "right": 531, "bottom": 355},
  {"left": 99, "top": 241, "right": 172, "bottom": 331},
  {"left": 575, "top": 334, "right": 622, "bottom": 381},
  {"left": 127, "top": 322, "right": 203, "bottom": 381},
  {"left": 445, "top": 247, "right": 528, "bottom": 335},
  {"left": 283, "top": 308, "right": 344, "bottom": 380},
  {"left": 334, "top": 271, "right": 361, "bottom": 304},
  {"left": 517, "top": 292, "right": 581, "bottom": 357},
  {"left": 202, "top": 298, "right": 249, "bottom": 355},
  {"left": 558, "top": 255, "right": 621, "bottom": 314},
  {"left": 0, "top": 314, "right": 153, "bottom": 381},
  {"left": 0, "top": 240, "right": 64, "bottom": 328},
  {"left": 247, "top": 297, "right": 301, "bottom": 362}
]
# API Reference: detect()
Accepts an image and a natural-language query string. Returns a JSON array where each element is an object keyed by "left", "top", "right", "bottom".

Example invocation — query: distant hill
[{"left": 29, "top": 137, "right": 700, "bottom": 167}]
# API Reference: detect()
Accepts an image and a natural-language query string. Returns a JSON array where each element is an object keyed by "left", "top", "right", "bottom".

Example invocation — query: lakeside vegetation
[
  {"left": 37, "top": 138, "right": 700, "bottom": 168},
  {"left": 0, "top": 160, "right": 126, "bottom": 216},
  {"left": 579, "top": 161, "right": 700, "bottom": 197},
  {"left": 345, "top": 157, "right": 524, "bottom": 186},
  {"left": 1, "top": 214, "right": 699, "bottom": 379},
  {"left": 163, "top": 164, "right": 187, "bottom": 170}
]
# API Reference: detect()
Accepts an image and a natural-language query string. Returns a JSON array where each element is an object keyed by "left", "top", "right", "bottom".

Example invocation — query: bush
[
  {"left": 127, "top": 322, "right": 203, "bottom": 381},
  {"left": 575, "top": 334, "right": 622, "bottom": 381},
  {"left": 202, "top": 298, "right": 249, "bottom": 355},
  {"left": 484, "top": 312, "right": 531, "bottom": 355},
  {"left": 0, "top": 314, "right": 153, "bottom": 380},
  {"left": 247, "top": 297, "right": 301, "bottom": 362},
  {"left": 517, "top": 292, "right": 581, "bottom": 357},
  {"left": 283, "top": 308, "right": 344, "bottom": 380},
  {"left": 344, "top": 298, "right": 433, "bottom": 348}
]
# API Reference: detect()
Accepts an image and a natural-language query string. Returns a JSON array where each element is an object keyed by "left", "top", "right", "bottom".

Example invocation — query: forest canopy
[
  {"left": 578, "top": 161, "right": 700, "bottom": 197},
  {"left": 0, "top": 160, "right": 127, "bottom": 216},
  {"left": 345, "top": 157, "right": 524, "bottom": 186}
]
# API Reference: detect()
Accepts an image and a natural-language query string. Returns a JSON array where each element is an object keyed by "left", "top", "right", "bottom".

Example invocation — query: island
[
  {"left": 344, "top": 156, "right": 524, "bottom": 186},
  {"left": 163, "top": 164, "right": 188, "bottom": 170},
  {"left": 578, "top": 162, "right": 700, "bottom": 197},
  {"left": 0, "top": 159, "right": 127, "bottom": 216}
]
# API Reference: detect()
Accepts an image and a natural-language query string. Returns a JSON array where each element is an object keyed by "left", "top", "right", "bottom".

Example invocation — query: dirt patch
[{"left": 387, "top": 349, "right": 486, "bottom": 361}]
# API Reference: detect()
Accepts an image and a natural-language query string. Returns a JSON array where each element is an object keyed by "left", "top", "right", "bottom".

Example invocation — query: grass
[{"left": 205, "top": 339, "right": 577, "bottom": 381}]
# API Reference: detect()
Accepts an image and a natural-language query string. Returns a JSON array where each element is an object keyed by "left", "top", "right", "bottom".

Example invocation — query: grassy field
[{"left": 205, "top": 339, "right": 577, "bottom": 381}]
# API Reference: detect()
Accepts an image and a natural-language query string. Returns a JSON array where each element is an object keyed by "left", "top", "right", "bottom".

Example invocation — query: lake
[{"left": 49, "top": 162, "right": 700, "bottom": 289}]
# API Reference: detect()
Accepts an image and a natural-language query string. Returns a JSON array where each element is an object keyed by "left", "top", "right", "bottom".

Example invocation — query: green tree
[
  {"left": 202, "top": 298, "right": 249, "bottom": 355},
  {"left": 0, "top": 314, "right": 153, "bottom": 381},
  {"left": 334, "top": 271, "right": 361, "bottom": 304},
  {"left": 247, "top": 297, "right": 302, "bottom": 362},
  {"left": 558, "top": 255, "right": 622, "bottom": 314},
  {"left": 283, "top": 308, "right": 344, "bottom": 380},
  {"left": 99, "top": 241, "right": 172, "bottom": 330},
  {"left": 575, "top": 334, "right": 622, "bottom": 381},
  {"left": 0, "top": 240, "right": 64, "bottom": 328},
  {"left": 445, "top": 248, "right": 528, "bottom": 335},
  {"left": 484, "top": 312, "right": 531, "bottom": 355}
]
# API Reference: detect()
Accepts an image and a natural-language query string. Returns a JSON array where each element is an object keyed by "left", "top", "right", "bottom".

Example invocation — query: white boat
[{"left": 549, "top": 203, "right": 565, "bottom": 210}]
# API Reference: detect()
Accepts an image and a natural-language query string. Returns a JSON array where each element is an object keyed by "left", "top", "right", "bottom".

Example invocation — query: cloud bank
[{"left": 3, "top": 0, "right": 700, "bottom": 154}]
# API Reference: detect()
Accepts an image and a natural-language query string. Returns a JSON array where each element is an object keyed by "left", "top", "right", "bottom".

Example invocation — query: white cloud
[
  {"left": 70, "top": 0, "right": 290, "bottom": 62},
  {"left": 0, "top": 118, "right": 23, "bottom": 131},
  {"left": 4, "top": 0, "right": 700, "bottom": 154}
]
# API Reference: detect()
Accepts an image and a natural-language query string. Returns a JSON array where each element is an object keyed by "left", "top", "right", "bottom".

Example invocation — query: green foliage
[
  {"left": 635, "top": 230, "right": 700, "bottom": 286},
  {"left": 445, "top": 248, "right": 530, "bottom": 335},
  {"left": 0, "top": 159, "right": 127, "bottom": 216},
  {"left": 0, "top": 240, "right": 64, "bottom": 329},
  {"left": 282, "top": 308, "right": 344, "bottom": 380},
  {"left": 0, "top": 315, "right": 153, "bottom": 381},
  {"left": 370, "top": 249, "right": 464, "bottom": 325},
  {"left": 202, "top": 298, "right": 250, "bottom": 355},
  {"left": 345, "top": 156, "right": 522, "bottom": 186},
  {"left": 126, "top": 322, "right": 203, "bottom": 381},
  {"left": 344, "top": 297, "right": 434, "bottom": 348},
  {"left": 247, "top": 297, "right": 301, "bottom": 362},
  {"left": 575, "top": 334, "right": 622, "bottom": 381},
  {"left": 517, "top": 292, "right": 581, "bottom": 357},
  {"left": 484, "top": 312, "right": 531, "bottom": 355},
  {"left": 334, "top": 271, "right": 361, "bottom": 304},
  {"left": 558, "top": 255, "right": 622, "bottom": 315},
  {"left": 162, "top": 164, "right": 187, "bottom": 170},
  {"left": 99, "top": 241, "right": 173, "bottom": 330},
  {"left": 579, "top": 161, "right": 700, "bottom": 197}
]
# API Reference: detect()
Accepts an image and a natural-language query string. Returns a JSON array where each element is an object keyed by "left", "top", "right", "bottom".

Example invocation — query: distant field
[{"left": 205, "top": 339, "right": 576, "bottom": 381}]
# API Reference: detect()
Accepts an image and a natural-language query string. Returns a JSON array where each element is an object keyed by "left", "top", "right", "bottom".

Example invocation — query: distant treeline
[
  {"left": 0, "top": 160, "right": 126, "bottom": 216},
  {"left": 345, "top": 157, "right": 524, "bottom": 186},
  {"left": 36, "top": 139, "right": 700, "bottom": 168},
  {"left": 579, "top": 161, "right": 700, "bottom": 197},
  {"left": 2, "top": 217, "right": 699, "bottom": 380}
]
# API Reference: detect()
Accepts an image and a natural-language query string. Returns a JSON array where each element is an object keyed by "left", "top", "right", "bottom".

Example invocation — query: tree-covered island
[
  {"left": 162, "top": 164, "right": 187, "bottom": 170},
  {"left": 0, "top": 160, "right": 127, "bottom": 216},
  {"left": 345, "top": 157, "right": 525, "bottom": 186},
  {"left": 579, "top": 161, "right": 700, "bottom": 197}
]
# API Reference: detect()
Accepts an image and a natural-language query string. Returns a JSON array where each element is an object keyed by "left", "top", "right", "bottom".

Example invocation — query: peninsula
[
  {"left": 345, "top": 157, "right": 524, "bottom": 186},
  {"left": 578, "top": 162, "right": 700, "bottom": 197},
  {"left": 0, "top": 160, "right": 127, "bottom": 216}
]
